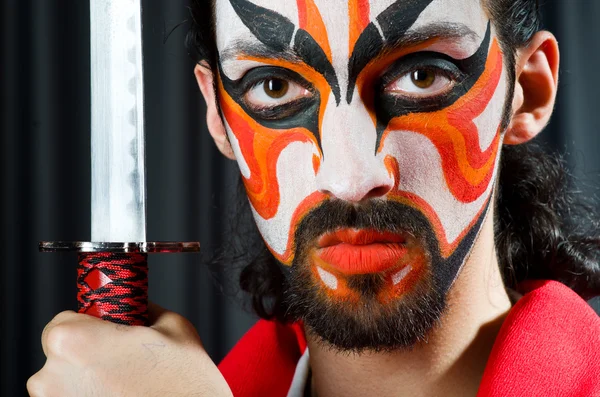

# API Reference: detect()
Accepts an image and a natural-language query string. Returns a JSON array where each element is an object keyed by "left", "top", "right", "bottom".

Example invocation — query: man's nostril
[
  {"left": 365, "top": 185, "right": 393, "bottom": 199},
  {"left": 315, "top": 159, "right": 395, "bottom": 203},
  {"left": 317, "top": 181, "right": 393, "bottom": 203}
]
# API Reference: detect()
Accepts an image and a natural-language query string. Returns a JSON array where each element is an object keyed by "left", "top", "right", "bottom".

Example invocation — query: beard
[{"left": 281, "top": 199, "right": 488, "bottom": 353}]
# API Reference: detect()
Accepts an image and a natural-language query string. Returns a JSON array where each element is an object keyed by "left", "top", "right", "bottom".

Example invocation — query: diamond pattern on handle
[
  {"left": 77, "top": 252, "right": 148, "bottom": 325},
  {"left": 83, "top": 268, "right": 113, "bottom": 290}
]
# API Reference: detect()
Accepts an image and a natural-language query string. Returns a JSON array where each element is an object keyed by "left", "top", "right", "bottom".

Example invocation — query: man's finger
[
  {"left": 40, "top": 310, "right": 77, "bottom": 357},
  {"left": 27, "top": 368, "right": 46, "bottom": 397},
  {"left": 147, "top": 301, "right": 168, "bottom": 325},
  {"left": 27, "top": 358, "right": 72, "bottom": 397},
  {"left": 148, "top": 302, "right": 202, "bottom": 344}
]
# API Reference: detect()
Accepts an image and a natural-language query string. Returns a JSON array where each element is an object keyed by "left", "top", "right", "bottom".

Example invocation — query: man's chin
[
  {"left": 280, "top": 198, "right": 488, "bottom": 352},
  {"left": 284, "top": 264, "right": 447, "bottom": 353}
]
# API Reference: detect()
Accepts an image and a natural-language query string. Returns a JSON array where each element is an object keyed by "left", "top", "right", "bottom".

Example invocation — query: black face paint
[
  {"left": 228, "top": 0, "right": 340, "bottom": 104},
  {"left": 228, "top": 0, "right": 295, "bottom": 51},
  {"left": 373, "top": 22, "right": 492, "bottom": 149},
  {"left": 376, "top": 0, "right": 436, "bottom": 42},
  {"left": 224, "top": 0, "right": 491, "bottom": 155},
  {"left": 347, "top": 0, "right": 436, "bottom": 103},
  {"left": 294, "top": 30, "right": 341, "bottom": 104},
  {"left": 346, "top": 23, "right": 385, "bottom": 104}
]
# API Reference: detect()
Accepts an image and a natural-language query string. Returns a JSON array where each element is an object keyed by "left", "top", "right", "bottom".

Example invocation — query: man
[{"left": 27, "top": 0, "right": 599, "bottom": 396}]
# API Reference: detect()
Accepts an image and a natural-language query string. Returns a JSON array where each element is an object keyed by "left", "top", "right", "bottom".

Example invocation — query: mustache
[{"left": 293, "top": 199, "right": 436, "bottom": 254}]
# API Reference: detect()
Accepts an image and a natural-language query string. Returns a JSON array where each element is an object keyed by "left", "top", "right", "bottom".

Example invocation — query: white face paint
[{"left": 214, "top": 0, "right": 508, "bottom": 294}]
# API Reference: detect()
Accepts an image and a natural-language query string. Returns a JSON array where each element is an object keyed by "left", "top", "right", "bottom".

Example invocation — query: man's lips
[
  {"left": 315, "top": 229, "right": 408, "bottom": 275},
  {"left": 318, "top": 229, "right": 406, "bottom": 247}
]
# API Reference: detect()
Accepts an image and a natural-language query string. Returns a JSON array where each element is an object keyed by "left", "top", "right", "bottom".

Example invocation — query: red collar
[{"left": 219, "top": 281, "right": 600, "bottom": 397}]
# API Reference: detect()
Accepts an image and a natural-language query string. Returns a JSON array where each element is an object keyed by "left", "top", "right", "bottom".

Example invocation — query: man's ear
[
  {"left": 194, "top": 63, "right": 236, "bottom": 160},
  {"left": 504, "top": 31, "right": 560, "bottom": 145}
]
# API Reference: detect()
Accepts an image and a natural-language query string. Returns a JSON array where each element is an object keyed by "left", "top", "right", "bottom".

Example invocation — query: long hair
[{"left": 186, "top": 0, "right": 600, "bottom": 322}]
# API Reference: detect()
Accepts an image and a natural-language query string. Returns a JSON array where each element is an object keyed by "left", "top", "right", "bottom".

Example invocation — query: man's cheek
[
  {"left": 472, "top": 63, "right": 508, "bottom": 150},
  {"left": 225, "top": 119, "right": 324, "bottom": 264},
  {"left": 377, "top": 41, "right": 506, "bottom": 258},
  {"left": 225, "top": 120, "right": 252, "bottom": 179},
  {"left": 218, "top": 80, "right": 317, "bottom": 218},
  {"left": 381, "top": 131, "right": 500, "bottom": 258},
  {"left": 251, "top": 140, "right": 323, "bottom": 263}
]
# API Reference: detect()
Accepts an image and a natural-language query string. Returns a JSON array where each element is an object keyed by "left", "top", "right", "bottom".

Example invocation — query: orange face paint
[
  {"left": 381, "top": 39, "right": 504, "bottom": 204},
  {"left": 348, "top": 0, "right": 370, "bottom": 54},
  {"left": 297, "top": 0, "right": 332, "bottom": 62},
  {"left": 217, "top": 55, "right": 333, "bottom": 265}
]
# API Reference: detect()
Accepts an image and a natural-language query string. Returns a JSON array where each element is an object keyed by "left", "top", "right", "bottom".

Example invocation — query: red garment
[{"left": 219, "top": 281, "right": 600, "bottom": 396}]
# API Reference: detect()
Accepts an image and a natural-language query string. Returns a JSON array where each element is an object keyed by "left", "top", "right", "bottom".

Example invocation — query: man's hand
[{"left": 27, "top": 303, "right": 233, "bottom": 397}]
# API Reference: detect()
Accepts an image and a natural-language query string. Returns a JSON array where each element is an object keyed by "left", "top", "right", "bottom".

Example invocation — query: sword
[{"left": 40, "top": 0, "right": 199, "bottom": 326}]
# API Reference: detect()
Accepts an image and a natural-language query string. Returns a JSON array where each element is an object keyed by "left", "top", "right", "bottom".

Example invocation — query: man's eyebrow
[
  {"left": 380, "top": 23, "right": 480, "bottom": 58},
  {"left": 219, "top": 40, "right": 302, "bottom": 64},
  {"left": 347, "top": 22, "right": 482, "bottom": 103},
  {"left": 220, "top": 23, "right": 479, "bottom": 60}
]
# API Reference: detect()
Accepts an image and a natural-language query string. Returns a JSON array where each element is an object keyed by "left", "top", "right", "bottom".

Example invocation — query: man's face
[{"left": 214, "top": 0, "right": 508, "bottom": 349}]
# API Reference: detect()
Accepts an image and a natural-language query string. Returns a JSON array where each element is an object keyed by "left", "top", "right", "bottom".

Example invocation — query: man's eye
[
  {"left": 244, "top": 78, "right": 310, "bottom": 108},
  {"left": 384, "top": 69, "right": 454, "bottom": 97}
]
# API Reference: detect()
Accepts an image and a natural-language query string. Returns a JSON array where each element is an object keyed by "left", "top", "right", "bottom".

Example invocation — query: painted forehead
[{"left": 215, "top": 0, "right": 490, "bottom": 77}]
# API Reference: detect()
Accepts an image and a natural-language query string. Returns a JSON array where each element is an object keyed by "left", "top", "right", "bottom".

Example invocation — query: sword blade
[{"left": 90, "top": 0, "right": 146, "bottom": 242}]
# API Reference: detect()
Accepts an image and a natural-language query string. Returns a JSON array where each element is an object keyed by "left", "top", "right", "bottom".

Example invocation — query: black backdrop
[{"left": 1, "top": 1, "right": 599, "bottom": 396}]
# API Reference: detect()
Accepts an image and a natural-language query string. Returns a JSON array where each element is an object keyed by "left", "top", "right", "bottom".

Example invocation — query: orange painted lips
[{"left": 316, "top": 229, "right": 408, "bottom": 275}]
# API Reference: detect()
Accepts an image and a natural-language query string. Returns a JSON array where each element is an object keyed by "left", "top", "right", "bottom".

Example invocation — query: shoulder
[{"left": 478, "top": 280, "right": 600, "bottom": 397}]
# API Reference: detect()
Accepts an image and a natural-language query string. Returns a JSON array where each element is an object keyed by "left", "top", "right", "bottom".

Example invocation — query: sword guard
[{"left": 39, "top": 241, "right": 200, "bottom": 253}]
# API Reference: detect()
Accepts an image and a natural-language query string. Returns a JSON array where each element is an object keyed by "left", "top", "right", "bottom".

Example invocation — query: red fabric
[
  {"left": 477, "top": 280, "right": 600, "bottom": 397},
  {"left": 220, "top": 281, "right": 600, "bottom": 396},
  {"left": 219, "top": 320, "right": 306, "bottom": 397}
]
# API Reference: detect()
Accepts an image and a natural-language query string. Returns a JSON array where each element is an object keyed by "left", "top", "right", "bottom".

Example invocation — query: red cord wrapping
[{"left": 77, "top": 252, "right": 149, "bottom": 326}]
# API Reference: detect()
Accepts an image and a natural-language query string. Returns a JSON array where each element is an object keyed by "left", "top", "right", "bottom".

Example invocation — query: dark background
[{"left": 1, "top": 1, "right": 599, "bottom": 396}]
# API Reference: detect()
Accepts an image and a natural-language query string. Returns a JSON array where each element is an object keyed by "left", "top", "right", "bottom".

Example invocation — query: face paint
[{"left": 214, "top": 0, "right": 508, "bottom": 348}]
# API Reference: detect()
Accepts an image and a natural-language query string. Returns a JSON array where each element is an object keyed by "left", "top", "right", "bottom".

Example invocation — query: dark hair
[
  {"left": 186, "top": 1, "right": 217, "bottom": 68},
  {"left": 187, "top": 0, "right": 600, "bottom": 321}
]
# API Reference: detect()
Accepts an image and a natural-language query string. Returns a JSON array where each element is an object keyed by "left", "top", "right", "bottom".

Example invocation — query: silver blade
[{"left": 90, "top": 0, "right": 146, "bottom": 242}]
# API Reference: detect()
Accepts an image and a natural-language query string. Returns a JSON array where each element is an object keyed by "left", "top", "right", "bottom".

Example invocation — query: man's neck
[{"left": 306, "top": 213, "right": 512, "bottom": 397}]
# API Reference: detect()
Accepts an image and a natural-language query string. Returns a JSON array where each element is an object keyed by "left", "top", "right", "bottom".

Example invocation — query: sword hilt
[{"left": 40, "top": 242, "right": 200, "bottom": 326}]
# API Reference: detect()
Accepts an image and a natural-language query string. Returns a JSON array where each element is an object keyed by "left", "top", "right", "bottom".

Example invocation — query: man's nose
[
  {"left": 316, "top": 163, "right": 394, "bottom": 202},
  {"left": 314, "top": 103, "right": 394, "bottom": 203}
]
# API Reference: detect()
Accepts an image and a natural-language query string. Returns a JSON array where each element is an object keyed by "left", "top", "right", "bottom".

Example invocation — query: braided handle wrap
[{"left": 77, "top": 252, "right": 149, "bottom": 326}]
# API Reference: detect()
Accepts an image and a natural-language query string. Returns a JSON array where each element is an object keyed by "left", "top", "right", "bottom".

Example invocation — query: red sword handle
[
  {"left": 77, "top": 252, "right": 149, "bottom": 326},
  {"left": 40, "top": 241, "right": 199, "bottom": 326}
]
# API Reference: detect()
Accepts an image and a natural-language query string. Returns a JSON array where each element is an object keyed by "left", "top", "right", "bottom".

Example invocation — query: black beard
[{"left": 281, "top": 199, "right": 488, "bottom": 353}]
